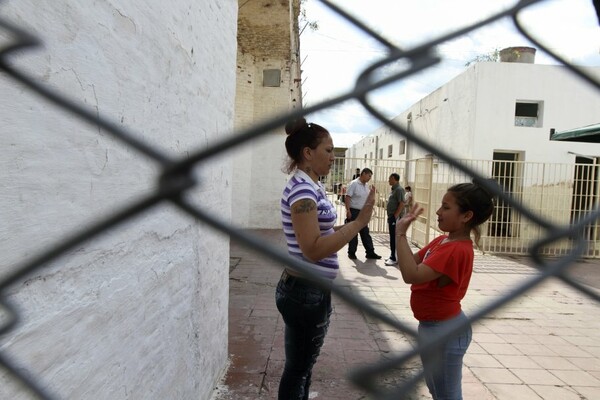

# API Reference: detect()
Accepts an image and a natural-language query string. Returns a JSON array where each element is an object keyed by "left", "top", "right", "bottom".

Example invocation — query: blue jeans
[
  {"left": 275, "top": 271, "right": 332, "bottom": 400},
  {"left": 417, "top": 311, "right": 472, "bottom": 400}
]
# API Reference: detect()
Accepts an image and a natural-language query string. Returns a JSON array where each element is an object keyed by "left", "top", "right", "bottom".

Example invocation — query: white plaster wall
[
  {"left": 0, "top": 1, "right": 236, "bottom": 398},
  {"left": 232, "top": 52, "right": 256, "bottom": 228},
  {"left": 350, "top": 135, "right": 379, "bottom": 163},
  {"left": 232, "top": 0, "right": 300, "bottom": 229},
  {"left": 247, "top": 60, "right": 291, "bottom": 228},
  {"left": 232, "top": 58, "right": 289, "bottom": 229},
  {"left": 352, "top": 62, "right": 600, "bottom": 166},
  {"left": 472, "top": 63, "right": 600, "bottom": 162},
  {"left": 396, "top": 72, "right": 479, "bottom": 162},
  {"left": 350, "top": 69, "right": 480, "bottom": 168},
  {"left": 374, "top": 127, "right": 405, "bottom": 161}
]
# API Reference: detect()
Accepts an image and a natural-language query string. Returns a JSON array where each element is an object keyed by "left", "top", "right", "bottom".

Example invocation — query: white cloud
[
  {"left": 331, "top": 132, "right": 368, "bottom": 149},
  {"left": 300, "top": 0, "right": 600, "bottom": 147},
  {"left": 306, "top": 100, "right": 382, "bottom": 133}
]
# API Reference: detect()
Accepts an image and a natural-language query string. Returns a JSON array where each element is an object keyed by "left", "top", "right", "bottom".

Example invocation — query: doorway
[
  {"left": 489, "top": 152, "right": 520, "bottom": 237},
  {"left": 570, "top": 157, "right": 599, "bottom": 241}
]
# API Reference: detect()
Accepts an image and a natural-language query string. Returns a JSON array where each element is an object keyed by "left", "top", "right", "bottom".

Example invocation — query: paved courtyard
[{"left": 213, "top": 230, "right": 600, "bottom": 400}]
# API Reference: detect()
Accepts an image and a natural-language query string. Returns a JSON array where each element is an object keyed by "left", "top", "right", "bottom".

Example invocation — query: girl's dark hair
[
  {"left": 447, "top": 180, "right": 495, "bottom": 246},
  {"left": 284, "top": 117, "right": 330, "bottom": 173}
]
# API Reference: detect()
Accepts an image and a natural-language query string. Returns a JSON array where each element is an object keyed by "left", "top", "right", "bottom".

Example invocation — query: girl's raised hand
[
  {"left": 397, "top": 203, "right": 424, "bottom": 232},
  {"left": 366, "top": 185, "right": 376, "bottom": 205}
]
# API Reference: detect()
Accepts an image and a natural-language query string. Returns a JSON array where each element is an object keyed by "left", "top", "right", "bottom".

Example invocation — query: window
[
  {"left": 369, "top": 152, "right": 373, "bottom": 159},
  {"left": 262, "top": 69, "right": 281, "bottom": 87},
  {"left": 515, "top": 101, "right": 543, "bottom": 127},
  {"left": 379, "top": 149, "right": 383, "bottom": 159},
  {"left": 399, "top": 140, "right": 406, "bottom": 155},
  {"left": 388, "top": 144, "right": 393, "bottom": 158}
]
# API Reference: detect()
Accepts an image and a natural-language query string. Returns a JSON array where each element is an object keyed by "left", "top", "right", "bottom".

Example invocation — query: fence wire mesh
[
  {"left": 328, "top": 157, "right": 600, "bottom": 258},
  {"left": 1, "top": 0, "right": 600, "bottom": 399}
]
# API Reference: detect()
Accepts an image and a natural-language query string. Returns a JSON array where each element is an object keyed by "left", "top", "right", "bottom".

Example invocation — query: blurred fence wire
[{"left": 1, "top": 0, "right": 599, "bottom": 398}]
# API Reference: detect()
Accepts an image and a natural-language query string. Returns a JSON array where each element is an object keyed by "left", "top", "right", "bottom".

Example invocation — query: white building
[
  {"left": 346, "top": 49, "right": 600, "bottom": 256},
  {"left": 352, "top": 51, "right": 600, "bottom": 180}
]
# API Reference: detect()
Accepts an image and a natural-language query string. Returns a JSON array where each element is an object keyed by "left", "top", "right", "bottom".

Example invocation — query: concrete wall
[
  {"left": 0, "top": 1, "right": 236, "bottom": 398},
  {"left": 233, "top": 0, "right": 302, "bottom": 229},
  {"left": 345, "top": 62, "right": 600, "bottom": 256},
  {"left": 472, "top": 63, "right": 600, "bottom": 163},
  {"left": 350, "top": 62, "right": 600, "bottom": 183}
]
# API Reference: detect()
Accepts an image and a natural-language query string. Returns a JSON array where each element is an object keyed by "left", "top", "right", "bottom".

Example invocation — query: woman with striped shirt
[{"left": 277, "top": 118, "right": 375, "bottom": 400}]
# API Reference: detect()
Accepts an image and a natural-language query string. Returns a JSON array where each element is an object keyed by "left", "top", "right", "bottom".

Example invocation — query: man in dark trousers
[
  {"left": 385, "top": 173, "right": 405, "bottom": 266},
  {"left": 345, "top": 168, "right": 381, "bottom": 260}
]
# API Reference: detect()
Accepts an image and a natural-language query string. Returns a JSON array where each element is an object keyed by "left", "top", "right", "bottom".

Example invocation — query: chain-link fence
[
  {"left": 325, "top": 156, "right": 600, "bottom": 258},
  {"left": 1, "top": 0, "right": 600, "bottom": 399}
]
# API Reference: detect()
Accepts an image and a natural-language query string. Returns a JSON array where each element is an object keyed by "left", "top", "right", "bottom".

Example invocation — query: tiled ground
[{"left": 213, "top": 229, "right": 600, "bottom": 400}]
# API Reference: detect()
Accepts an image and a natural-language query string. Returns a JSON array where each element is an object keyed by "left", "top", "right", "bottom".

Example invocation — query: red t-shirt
[{"left": 411, "top": 236, "right": 474, "bottom": 321}]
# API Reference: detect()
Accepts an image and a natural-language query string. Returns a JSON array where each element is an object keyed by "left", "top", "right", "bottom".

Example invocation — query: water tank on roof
[{"left": 499, "top": 46, "right": 536, "bottom": 63}]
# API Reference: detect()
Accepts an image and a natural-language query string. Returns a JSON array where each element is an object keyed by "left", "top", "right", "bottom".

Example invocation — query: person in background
[
  {"left": 385, "top": 173, "right": 405, "bottom": 266},
  {"left": 278, "top": 117, "right": 376, "bottom": 400},
  {"left": 404, "top": 185, "right": 413, "bottom": 215},
  {"left": 395, "top": 182, "right": 494, "bottom": 400},
  {"left": 352, "top": 168, "right": 361, "bottom": 180},
  {"left": 345, "top": 168, "right": 382, "bottom": 260}
]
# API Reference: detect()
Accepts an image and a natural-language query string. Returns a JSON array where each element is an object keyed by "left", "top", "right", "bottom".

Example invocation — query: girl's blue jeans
[
  {"left": 275, "top": 271, "right": 332, "bottom": 400},
  {"left": 418, "top": 311, "right": 472, "bottom": 400}
]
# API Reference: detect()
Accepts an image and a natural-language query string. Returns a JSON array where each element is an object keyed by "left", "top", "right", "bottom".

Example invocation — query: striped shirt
[{"left": 281, "top": 170, "right": 339, "bottom": 280}]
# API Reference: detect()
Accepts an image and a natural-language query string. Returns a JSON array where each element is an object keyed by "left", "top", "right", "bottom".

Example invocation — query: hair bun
[
  {"left": 285, "top": 117, "right": 308, "bottom": 136},
  {"left": 472, "top": 177, "right": 499, "bottom": 198}
]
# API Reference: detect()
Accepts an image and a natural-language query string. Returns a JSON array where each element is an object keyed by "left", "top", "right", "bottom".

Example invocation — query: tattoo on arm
[{"left": 292, "top": 199, "right": 316, "bottom": 214}]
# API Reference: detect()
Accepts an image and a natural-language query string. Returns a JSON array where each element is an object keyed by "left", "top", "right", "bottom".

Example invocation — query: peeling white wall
[
  {"left": 472, "top": 63, "right": 600, "bottom": 162},
  {"left": 353, "top": 62, "right": 600, "bottom": 166},
  {"left": 0, "top": 1, "right": 236, "bottom": 399},
  {"left": 233, "top": 0, "right": 301, "bottom": 229}
]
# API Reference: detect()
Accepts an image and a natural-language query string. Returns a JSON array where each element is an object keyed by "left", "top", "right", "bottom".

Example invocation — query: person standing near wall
[
  {"left": 385, "top": 173, "right": 405, "bottom": 266},
  {"left": 404, "top": 185, "right": 413, "bottom": 214},
  {"left": 394, "top": 182, "right": 494, "bottom": 400},
  {"left": 344, "top": 168, "right": 382, "bottom": 260},
  {"left": 278, "top": 118, "right": 376, "bottom": 400}
]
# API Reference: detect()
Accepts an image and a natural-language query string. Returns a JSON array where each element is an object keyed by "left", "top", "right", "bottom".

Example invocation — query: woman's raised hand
[{"left": 356, "top": 186, "right": 376, "bottom": 226}]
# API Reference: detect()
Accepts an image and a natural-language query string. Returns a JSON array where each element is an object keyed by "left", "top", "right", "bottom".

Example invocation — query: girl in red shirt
[{"left": 395, "top": 182, "right": 494, "bottom": 400}]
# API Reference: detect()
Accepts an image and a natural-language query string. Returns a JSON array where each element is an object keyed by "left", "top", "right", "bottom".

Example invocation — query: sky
[{"left": 299, "top": 0, "right": 600, "bottom": 148}]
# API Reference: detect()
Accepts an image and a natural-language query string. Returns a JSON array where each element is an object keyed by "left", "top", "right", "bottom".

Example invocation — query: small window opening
[
  {"left": 263, "top": 69, "right": 281, "bottom": 87},
  {"left": 399, "top": 140, "right": 406, "bottom": 155},
  {"left": 515, "top": 102, "right": 541, "bottom": 127}
]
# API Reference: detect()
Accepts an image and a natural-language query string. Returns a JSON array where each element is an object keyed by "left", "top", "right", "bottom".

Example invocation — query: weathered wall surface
[
  {"left": 354, "top": 63, "right": 600, "bottom": 166},
  {"left": 233, "top": 0, "right": 302, "bottom": 229},
  {"left": 0, "top": 1, "right": 236, "bottom": 398},
  {"left": 472, "top": 63, "right": 600, "bottom": 162}
]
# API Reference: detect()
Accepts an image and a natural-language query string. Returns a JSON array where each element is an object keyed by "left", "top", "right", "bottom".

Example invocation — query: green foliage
[
  {"left": 465, "top": 48, "right": 500, "bottom": 67},
  {"left": 300, "top": 0, "right": 319, "bottom": 32}
]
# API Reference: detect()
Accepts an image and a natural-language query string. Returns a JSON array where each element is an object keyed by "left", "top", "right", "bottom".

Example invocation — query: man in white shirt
[{"left": 344, "top": 168, "right": 381, "bottom": 260}]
